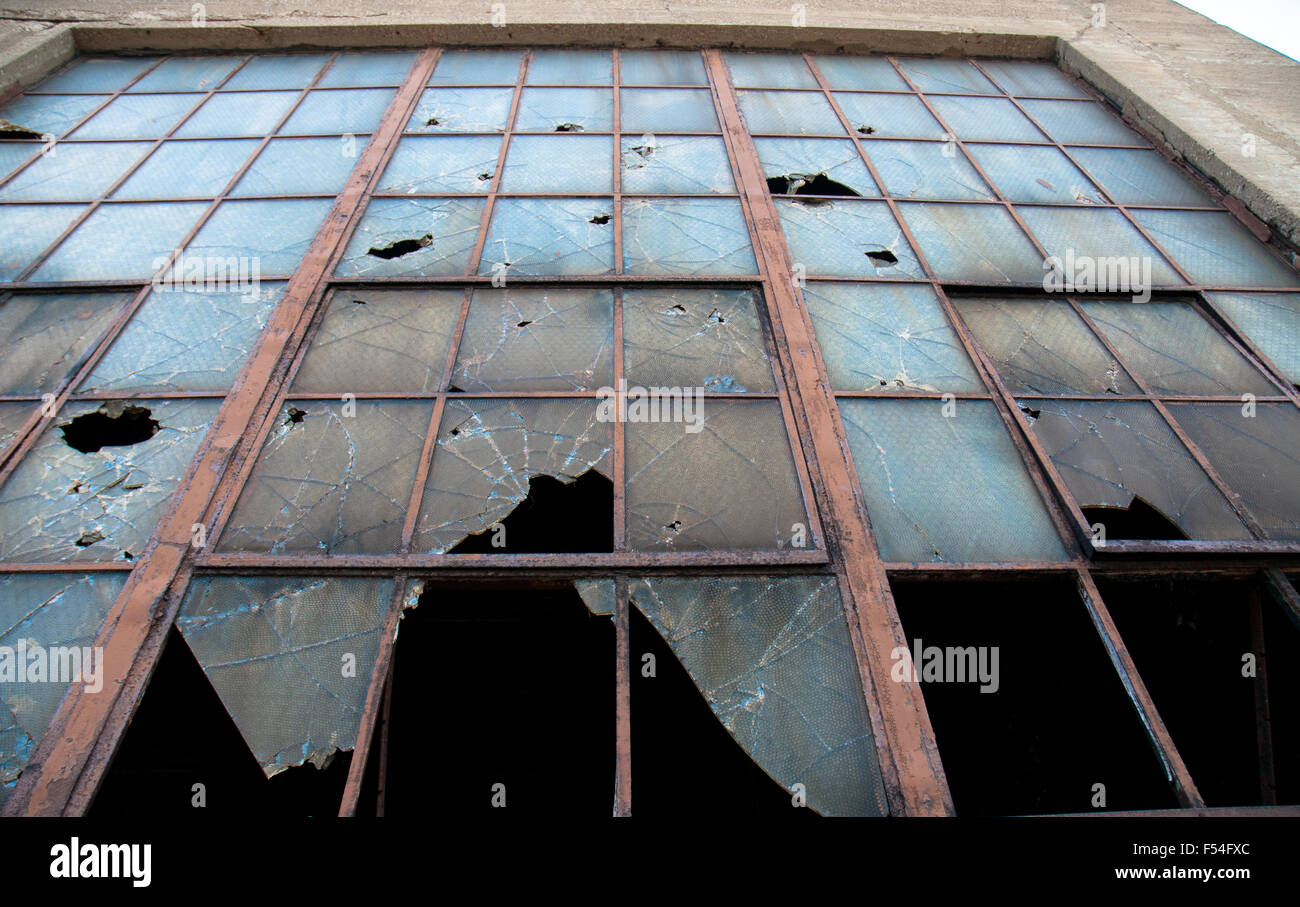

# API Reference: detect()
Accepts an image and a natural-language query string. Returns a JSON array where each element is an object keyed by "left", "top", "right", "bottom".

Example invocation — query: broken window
[
  {"left": 336, "top": 197, "right": 486, "bottom": 277},
  {"left": 376, "top": 134, "right": 502, "bottom": 195},
  {"left": 620, "top": 136, "right": 735, "bottom": 195},
  {"left": 500, "top": 134, "right": 613, "bottom": 193},
  {"left": 513, "top": 88, "right": 613, "bottom": 133},
  {"left": 754, "top": 137, "right": 877, "bottom": 197},
  {"left": 863, "top": 139, "right": 995, "bottom": 201},
  {"left": 1208, "top": 292, "right": 1300, "bottom": 384},
  {"left": 480, "top": 197, "right": 616, "bottom": 275},
  {"left": 775, "top": 198, "right": 923, "bottom": 278},
  {"left": 621, "top": 198, "right": 757, "bottom": 275},
  {"left": 0, "top": 292, "right": 133, "bottom": 395}
]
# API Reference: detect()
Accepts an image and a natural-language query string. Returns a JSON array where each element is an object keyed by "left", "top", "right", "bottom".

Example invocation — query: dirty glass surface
[
  {"left": 629, "top": 574, "right": 887, "bottom": 816},
  {"left": 72, "top": 93, "right": 201, "bottom": 139},
  {"left": 112, "top": 138, "right": 259, "bottom": 199},
  {"left": 925, "top": 96, "right": 1046, "bottom": 142},
  {"left": 0, "top": 404, "right": 31, "bottom": 455},
  {"left": 0, "top": 398, "right": 221, "bottom": 562},
  {"left": 180, "top": 198, "right": 333, "bottom": 278},
  {"left": 964, "top": 143, "right": 1102, "bottom": 204},
  {"left": 427, "top": 50, "right": 522, "bottom": 85},
  {"left": 619, "top": 49, "right": 706, "bottom": 85},
  {"left": 863, "top": 139, "right": 994, "bottom": 201},
  {"left": 1067, "top": 147, "right": 1213, "bottom": 207},
  {"left": 291, "top": 288, "right": 461, "bottom": 393},
  {"left": 1208, "top": 293, "right": 1300, "bottom": 383},
  {"left": 413, "top": 398, "right": 612, "bottom": 553},
  {"left": 2, "top": 93, "right": 103, "bottom": 139},
  {"left": 954, "top": 297, "right": 1139, "bottom": 395},
  {"left": 32, "top": 57, "right": 154, "bottom": 93},
  {"left": 527, "top": 49, "right": 612, "bottom": 85},
  {"left": 336, "top": 197, "right": 486, "bottom": 277},
  {"left": 1079, "top": 300, "right": 1276, "bottom": 396},
  {"left": 377, "top": 134, "right": 503, "bottom": 195},
  {"left": 736, "top": 89, "right": 843, "bottom": 135},
  {"left": 803, "top": 283, "right": 983, "bottom": 393},
  {"left": 977, "top": 60, "right": 1090, "bottom": 99},
  {"left": 839, "top": 398, "right": 1069, "bottom": 562},
  {"left": 31, "top": 202, "right": 207, "bottom": 282},
  {"left": 724, "top": 52, "right": 817, "bottom": 89},
  {"left": 232, "top": 136, "right": 365, "bottom": 196},
  {"left": 453, "top": 287, "right": 613, "bottom": 392},
  {"left": 573, "top": 578, "right": 616, "bottom": 616},
  {"left": 775, "top": 198, "right": 923, "bottom": 278},
  {"left": 0, "top": 572, "right": 128, "bottom": 807},
  {"left": 219, "top": 400, "right": 431, "bottom": 554},
  {"left": 127, "top": 56, "right": 242, "bottom": 93},
  {"left": 1170, "top": 402, "right": 1300, "bottom": 539},
  {"left": 177, "top": 575, "right": 393, "bottom": 774},
  {"left": 813, "top": 55, "right": 909, "bottom": 91},
  {"left": 0, "top": 204, "right": 86, "bottom": 281},
  {"left": 223, "top": 53, "right": 331, "bottom": 90},
  {"left": 1129, "top": 210, "right": 1300, "bottom": 288},
  {"left": 622, "top": 198, "right": 757, "bottom": 276},
  {"left": 1017, "top": 206, "right": 1184, "bottom": 286},
  {"left": 500, "top": 134, "right": 613, "bottom": 193},
  {"left": 1017, "top": 99, "right": 1149, "bottom": 146},
  {"left": 893, "top": 57, "right": 998, "bottom": 95},
  {"left": 513, "top": 88, "right": 613, "bottom": 133},
  {"left": 319, "top": 51, "right": 418, "bottom": 88},
  {"left": 625, "top": 400, "right": 806, "bottom": 550},
  {"left": 620, "top": 136, "right": 734, "bottom": 195},
  {"left": 407, "top": 88, "right": 514, "bottom": 133},
  {"left": 623, "top": 287, "right": 774, "bottom": 392},
  {"left": 1028, "top": 400, "right": 1252, "bottom": 540},
  {"left": 754, "top": 137, "right": 877, "bottom": 197},
  {"left": 830, "top": 92, "right": 945, "bottom": 139},
  {"left": 281, "top": 88, "right": 393, "bottom": 135},
  {"left": 481, "top": 197, "right": 616, "bottom": 276},
  {"left": 0, "top": 292, "right": 132, "bottom": 395},
  {"left": 895, "top": 202, "right": 1043, "bottom": 282},
  {"left": 619, "top": 89, "right": 719, "bottom": 133},
  {"left": 174, "top": 92, "right": 298, "bottom": 138},
  {"left": 79, "top": 284, "right": 284, "bottom": 394},
  {"left": 0, "top": 141, "right": 151, "bottom": 201}
]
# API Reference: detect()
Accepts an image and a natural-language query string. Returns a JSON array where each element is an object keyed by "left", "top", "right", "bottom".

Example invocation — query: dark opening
[
  {"left": 554, "top": 122, "right": 584, "bottom": 132},
  {"left": 74, "top": 530, "right": 105, "bottom": 548},
  {"left": 284, "top": 406, "right": 307, "bottom": 426},
  {"left": 449, "top": 469, "right": 614, "bottom": 554},
  {"left": 425, "top": 117, "right": 439, "bottom": 126},
  {"left": 628, "top": 144, "right": 654, "bottom": 158},
  {"left": 0, "top": 122, "right": 43, "bottom": 140},
  {"left": 61, "top": 405, "right": 159, "bottom": 454},
  {"left": 1082, "top": 498, "right": 1188, "bottom": 541},
  {"left": 892, "top": 579, "right": 1177, "bottom": 815},
  {"left": 1019, "top": 405, "right": 1042, "bottom": 422},
  {"left": 856, "top": 124, "right": 876, "bottom": 135},
  {"left": 477, "top": 172, "right": 493, "bottom": 181},
  {"left": 375, "top": 583, "right": 614, "bottom": 816},
  {"left": 91, "top": 629, "right": 350, "bottom": 816},
  {"left": 588, "top": 213, "right": 611, "bottom": 225},
  {"left": 765, "top": 172, "right": 862, "bottom": 197},
  {"left": 515, "top": 320, "right": 533, "bottom": 328},
  {"left": 1261, "top": 592, "right": 1300, "bottom": 804},
  {"left": 865, "top": 249, "right": 899, "bottom": 265},
  {"left": 367, "top": 234, "right": 432, "bottom": 260},
  {"left": 629, "top": 604, "right": 815, "bottom": 817}
]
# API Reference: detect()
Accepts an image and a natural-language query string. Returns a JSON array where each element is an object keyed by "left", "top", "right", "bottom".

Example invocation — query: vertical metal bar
[
  {"left": 464, "top": 50, "right": 530, "bottom": 276},
  {"left": 375, "top": 650, "right": 396, "bottom": 816},
  {"left": 612, "top": 286, "right": 627, "bottom": 551},
  {"left": 614, "top": 574, "right": 632, "bottom": 816},
  {"left": 1248, "top": 587, "right": 1277, "bottom": 805}
]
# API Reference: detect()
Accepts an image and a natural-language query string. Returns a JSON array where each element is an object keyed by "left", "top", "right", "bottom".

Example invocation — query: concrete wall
[{"left": 1, "top": 0, "right": 1297, "bottom": 252}]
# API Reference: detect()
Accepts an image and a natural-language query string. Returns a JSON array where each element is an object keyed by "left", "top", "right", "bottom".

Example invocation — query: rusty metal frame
[{"left": 1, "top": 45, "right": 1298, "bottom": 818}]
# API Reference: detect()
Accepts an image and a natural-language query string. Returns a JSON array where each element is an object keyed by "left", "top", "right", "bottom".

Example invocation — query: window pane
[
  {"left": 407, "top": 88, "right": 514, "bottom": 133},
  {"left": 1018, "top": 99, "right": 1149, "bottom": 146},
  {"left": 863, "top": 138, "right": 994, "bottom": 201},
  {"left": 776, "top": 197, "right": 923, "bottom": 278},
  {"left": 527, "top": 49, "right": 612, "bottom": 85},
  {"left": 620, "top": 88, "right": 718, "bottom": 133},
  {"left": 0, "top": 403, "right": 30, "bottom": 455},
  {"left": 127, "top": 56, "right": 243, "bottom": 93},
  {"left": 725, "top": 52, "right": 817, "bottom": 89},
  {"left": 894, "top": 57, "right": 998, "bottom": 95},
  {"left": 180, "top": 198, "right": 333, "bottom": 277},
  {"left": 978, "top": 60, "right": 1090, "bottom": 99},
  {"left": 736, "top": 89, "right": 842, "bottom": 135},
  {"left": 1017, "top": 206, "right": 1184, "bottom": 286},
  {"left": 74, "top": 93, "right": 202, "bottom": 139},
  {"left": 814, "top": 55, "right": 909, "bottom": 91},
  {"left": 965, "top": 143, "right": 1103, "bottom": 204},
  {"left": 232, "top": 136, "right": 363, "bottom": 196},
  {"left": 620, "top": 136, "right": 734, "bottom": 194},
  {"left": 500, "top": 134, "right": 613, "bottom": 193},
  {"left": 428, "top": 50, "right": 523, "bottom": 85},
  {"left": 480, "top": 197, "right": 615, "bottom": 276},
  {"left": 0, "top": 204, "right": 87, "bottom": 281},
  {"left": 377, "top": 135, "right": 502, "bottom": 195},
  {"left": 1, "top": 93, "right": 103, "bottom": 138},
  {"left": 0, "top": 292, "right": 132, "bottom": 394},
  {"left": 0, "top": 142, "right": 151, "bottom": 201},
  {"left": 832, "top": 92, "right": 946, "bottom": 139},
  {"left": 113, "top": 139, "right": 259, "bottom": 199},
  {"left": 1129, "top": 210, "right": 1300, "bottom": 288},
  {"left": 926, "top": 95, "right": 1045, "bottom": 142},
  {"left": 622, "top": 197, "right": 757, "bottom": 276},
  {"left": 281, "top": 88, "right": 392, "bottom": 135},
  {"left": 896, "top": 202, "right": 1043, "bottom": 282},
  {"left": 222, "top": 53, "right": 331, "bottom": 90},
  {"left": 754, "top": 137, "right": 878, "bottom": 197},
  {"left": 337, "top": 197, "right": 486, "bottom": 277},
  {"left": 33, "top": 202, "right": 207, "bottom": 281},
  {"left": 1067, "top": 147, "right": 1214, "bottom": 206},
  {"left": 175, "top": 92, "right": 299, "bottom": 138},
  {"left": 619, "top": 49, "right": 706, "bottom": 85},
  {"left": 318, "top": 51, "right": 418, "bottom": 88},
  {"left": 36, "top": 58, "right": 155, "bottom": 93},
  {"left": 1208, "top": 292, "right": 1300, "bottom": 383},
  {"left": 514, "top": 87, "right": 613, "bottom": 132}
]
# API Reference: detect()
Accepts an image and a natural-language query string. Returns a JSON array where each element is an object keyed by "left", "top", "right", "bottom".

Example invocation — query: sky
[{"left": 1174, "top": 0, "right": 1300, "bottom": 62}]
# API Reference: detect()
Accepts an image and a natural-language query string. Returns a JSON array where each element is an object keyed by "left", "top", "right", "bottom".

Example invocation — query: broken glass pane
[
  {"left": 1080, "top": 300, "right": 1276, "bottom": 396},
  {"left": 925, "top": 95, "right": 1046, "bottom": 142},
  {"left": 802, "top": 283, "right": 983, "bottom": 393},
  {"left": 894, "top": 203, "right": 1039, "bottom": 282},
  {"left": 427, "top": 50, "right": 523, "bottom": 85},
  {"left": 831, "top": 92, "right": 946, "bottom": 139},
  {"left": 126, "top": 56, "right": 243, "bottom": 93},
  {"left": 232, "top": 136, "right": 364, "bottom": 196},
  {"left": 813, "top": 55, "right": 909, "bottom": 91},
  {"left": 1017, "top": 206, "right": 1184, "bottom": 286},
  {"left": 1018, "top": 99, "right": 1149, "bottom": 146},
  {"left": 0, "top": 141, "right": 151, "bottom": 201},
  {"left": 412, "top": 398, "right": 612, "bottom": 553},
  {"left": 0, "top": 94, "right": 103, "bottom": 139},
  {"left": 622, "top": 198, "right": 757, "bottom": 276},
  {"left": 480, "top": 197, "right": 615, "bottom": 276},
  {"left": 78, "top": 284, "right": 284, "bottom": 394},
  {"left": 1207, "top": 292, "right": 1300, "bottom": 383},
  {"left": 573, "top": 578, "right": 615, "bottom": 616},
  {"left": 626, "top": 400, "right": 806, "bottom": 550},
  {"left": 895, "top": 57, "right": 998, "bottom": 95},
  {"left": 223, "top": 53, "right": 332, "bottom": 90},
  {"left": 619, "top": 49, "right": 707, "bottom": 85},
  {"left": 0, "top": 291, "right": 132, "bottom": 395},
  {"left": 776, "top": 198, "right": 922, "bottom": 278},
  {"left": 620, "top": 88, "right": 719, "bottom": 133},
  {"left": 954, "top": 296, "right": 1139, "bottom": 395},
  {"left": 335, "top": 197, "right": 486, "bottom": 278},
  {"left": 965, "top": 143, "right": 1103, "bottom": 204},
  {"left": 620, "top": 136, "right": 734, "bottom": 195},
  {"left": 73, "top": 93, "right": 202, "bottom": 139},
  {"left": 623, "top": 287, "right": 775, "bottom": 392},
  {"left": 219, "top": 401, "right": 431, "bottom": 554},
  {"left": 453, "top": 287, "right": 613, "bottom": 392},
  {"left": 176, "top": 575, "right": 393, "bottom": 775},
  {"left": 0, "top": 204, "right": 86, "bottom": 281},
  {"left": 31, "top": 202, "right": 207, "bottom": 282},
  {"left": 864, "top": 139, "right": 995, "bottom": 201},
  {"left": 0, "top": 572, "right": 127, "bottom": 807},
  {"left": 725, "top": 52, "right": 818, "bottom": 89},
  {"left": 513, "top": 88, "right": 613, "bottom": 133},
  {"left": 1170, "top": 402, "right": 1300, "bottom": 539},
  {"left": 376, "top": 135, "right": 503, "bottom": 195},
  {"left": 0, "top": 398, "right": 221, "bottom": 563},
  {"left": 753, "top": 137, "right": 877, "bottom": 197},
  {"left": 736, "top": 89, "right": 842, "bottom": 135},
  {"left": 1028, "top": 399, "right": 1252, "bottom": 539},
  {"left": 291, "top": 289, "right": 461, "bottom": 394},
  {"left": 1067, "top": 147, "right": 1214, "bottom": 207},
  {"left": 281, "top": 88, "right": 393, "bottom": 135},
  {"left": 112, "top": 138, "right": 259, "bottom": 199},
  {"left": 407, "top": 88, "right": 514, "bottom": 133},
  {"left": 34, "top": 58, "right": 155, "bottom": 93},
  {"left": 174, "top": 92, "right": 297, "bottom": 138},
  {"left": 628, "top": 574, "right": 887, "bottom": 816},
  {"left": 179, "top": 198, "right": 333, "bottom": 278},
  {"left": 319, "top": 51, "right": 418, "bottom": 88},
  {"left": 500, "top": 134, "right": 613, "bottom": 193},
  {"left": 1129, "top": 210, "right": 1300, "bottom": 288},
  {"left": 977, "top": 60, "right": 1090, "bottom": 99},
  {"left": 0, "top": 404, "right": 32, "bottom": 456},
  {"left": 841, "top": 397, "right": 1068, "bottom": 562},
  {"left": 527, "top": 49, "right": 612, "bottom": 84}
]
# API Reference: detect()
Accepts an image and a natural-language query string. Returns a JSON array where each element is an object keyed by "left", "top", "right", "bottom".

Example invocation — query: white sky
[{"left": 1174, "top": 0, "right": 1300, "bottom": 62}]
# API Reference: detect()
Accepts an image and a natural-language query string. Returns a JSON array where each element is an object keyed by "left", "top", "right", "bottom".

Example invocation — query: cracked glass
[
  {"left": 0, "top": 404, "right": 31, "bottom": 455},
  {"left": 0, "top": 204, "right": 87, "bottom": 281},
  {"left": 626, "top": 400, "right": 806, "bottom": 550},
  {"left": 977, "top": 60, "right": 1090, "bottom": 99},
  {"left": 1208, "top": 293, "right": 1300, "bottom": 383},
  {"left": 619, "top": 89, "right": 719, "bottom": 133},
  {"left": 840, "top": 397, "right": 1069, "bottom": 562},
  {"left": 754, "top": 137, "right": 878, "bottom": 197},
  {"left": 427, "top": 50, "right": 523, "bottom": 85},
  {"left": 177, "top": 575, "right": 393, "bottom": 775},
  {"left": 1067, "top": 147, "right": 1214, "bottom": 207},
  {"left": 336, "top": 197, "right": 486, "bottom": 277},
  {"left": 831, "top": 92, "right": 946, "bottom": 139},
  {"left": 281, "top": 88, "right": 394, "bottom": 136},
  {"left": 0, "top": 93, "right": 103, "bottom": 138},
  {"left": 232, "top": 136, "right": 365, "bottom": 197},
  {"left": 622, "top": 198, "right": 757, "bottom": 276},
  {"left": 31, "top": 202, "right": 207, "bottom": 282},
  {"left": 407, "top": 88, "right": 514, "bottom": 133},
  {"left": 219, "top": 400, "right": 431, "bottom": 554},
  {"left": 0, "top": 141, "right": 151, "bottom": 201},
  {"left": 0, "top": 398, "right": 220, "bottom": 563},
  {"left": 1129, "top": 210, "right": 1300, "bottom": 288},
  {"left": 623, "top": 287, "right": 774, "bottom": 393},
  {"left": 896, "top": 202, "right": 1045, "bottom": 282},
  {"left": 112, "top": 138, "right": 259, "bottom": 199},
  {"left": 965, "top": 144, "right": 1103, "bottom": 205},
  {"left": 376, "top": 135, "right": 503, "bottom": 195},
  {"left": 736, "top": 89, "right": 843, "bottom": 136},
  {"left": 863, "top": 139, "right": 994, "bottom": 201},
  {"left": 629, "top": 574, "right": 887, "bottom": 816},
  {"left": 513, "top": 88, "right": 613, "bottom": 133},
  {"left": 0, "top": 291, "right": 132, "bottom": 395},
  {"left": 775, "top": 198, "right": 923, "bottom": 278},
  {"left": 480, "top": 197, "right": 615, "bottom": 276},
  {"left": 620, "top": 136, "right": 734, "bottom": 195},
  {"left": 1017, "top": 206, "right": 1184, "bottom": 286},
  {"left": 500, "top": 134, "right": 613, "bottom": 194},
  {"left": 573, "top": 578, "right": 616, "bottom": 616},
  {"left": 894, "top": 57, "right": 998, "bottom": 95},
  {"left": 181, "top": 198, "right": 333, "bottom": 278}
]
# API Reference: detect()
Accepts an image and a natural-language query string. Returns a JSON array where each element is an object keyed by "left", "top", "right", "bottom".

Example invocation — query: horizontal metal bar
[{"left": 196, "top": 549, "right": 831, "bottom": 569}]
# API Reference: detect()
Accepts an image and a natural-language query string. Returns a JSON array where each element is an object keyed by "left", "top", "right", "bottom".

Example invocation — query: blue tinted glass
[
  {"left": 832, "top": 92, "right": 945, "bottom": 139},
  {"left": 754, "top": 137, "right": 877, "bottom": 197},
  {"left": 233, "top": 136, "right": 363, "bottom": 196},
  {"left": 978, "top": 60, "right": 1090, "bottom": 99},
  {"left": 113, "top": 139, "right": 259, "bottom": 199},
  {"left": 73, "top": 93, "right": 202, "bottom": 139},
  {"left": 896, "top": 202, "right": 1044, "bottom": 282},
  {"left": 775, "top": 198, "right": 923, "bottom": 278},
  {"left": 127, "top": 56, "right": 243, "bottom": 92},
  {"left": 32, "top": 202, "right": 206, "bottom": 281},
  {"left": 0, "top": 94, "right": 103, "bottom": 138},
  {"left": 1017, "top": 206, "right": 1184, "bottom": 286},
  {"left": 181, "top": 198, "right": 332, "bottom": 277},
  {"left": 407, "top": 88, "right": 514, "bottom": 132},
  {"left": 174, "top": 91, "right": 297, "bottom": 138},
  {"left": 619, "top": 49, "right": 706, "bottom": 85},
  {"left": 965, "top": 143, "right": 1103, "bottom": 204},
  {"left": 926, "top": 95, "right": 1046, "bottom": 142},
  {"left": 737, "top": 89, "right": 842, "bottom": 135},
  {"left": 725, "top": 52, "right": 817, "bottom": 88},
  {"left": 1018, "top": 99, "right": 1149, "bottom": 146},
  {"left": 620, "top": 88, "right": 718, "bottom": 132},
  {"left": 813, "top": 56, "right": 909, "bottom": 91},
  {"left": 0, "top": 141, "right": 150, "bottom": 201},
  {"left": 1131, "top": 210, "right": 1300, "bottom": 288},
  {"left": 0, "top": 204, "right": 86, "bottom": 280},
  {"left": 281, "top": 88, "right": 392, "bottom": 135},
  {"left": 527, "top": 49, "right": 613, "bottom": 84},
  {"left": 377, "top": 135, "right": 503, "bottom": 194},
  {"left": 623, "top": 197, "right": 757, "bottom": 275},
  {"left": 337, "top": 197, "right": 486, "bottom": 277},
  {"left": 428, "top": 50, "right": 523, "bottom": 85},
  {"left": 501, "top": 135, "right": 613, "bottom": 193},
  {"left": 514, "top": 88, "right": 613, "bottom": 132},
  {"left": 1208, "top": 293, "right": 1300, "bottom": 383},
  {"left": 480, "top": 198, "right": 615, "bottom": 276},
  {"left": 894, "top": 57, "right": 998, "bottom": 94},
  {"left": 621, "top": 136, "right": 734, "bottom": 194},
  {"left": 35, "top": 58, "right": 156, "bottom": 93},
  {"left": 1067, "top": 147, "right": 1214, "bottom": 206},
  {"left": 864, "top": 139, "right": 994, "bottom": 200},
  {"left": 319, "top": 51, "right": 418, "bottom": 87},
  {"left": 222, "top": 53, "right": 332, "bottom": 90}
]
